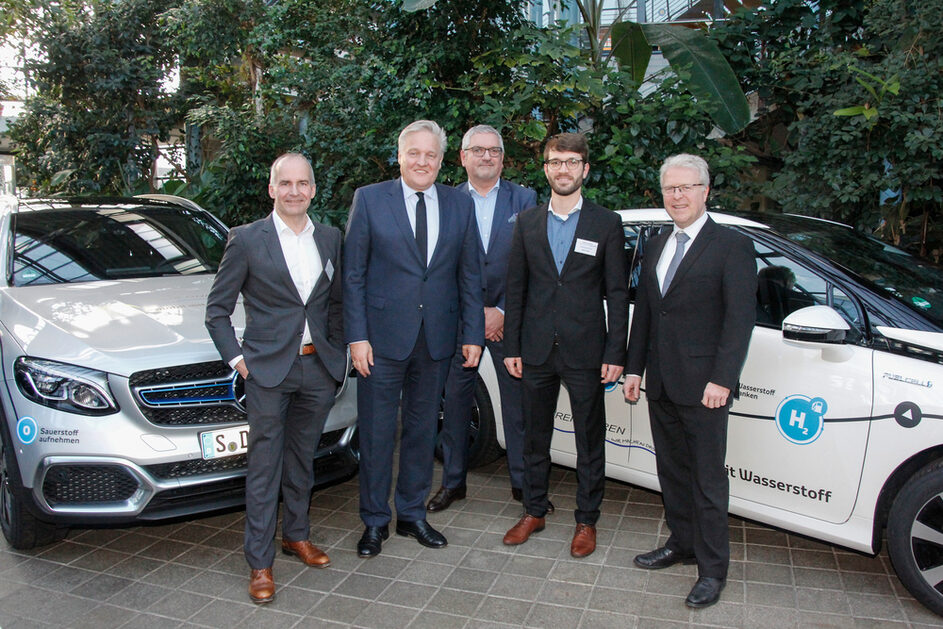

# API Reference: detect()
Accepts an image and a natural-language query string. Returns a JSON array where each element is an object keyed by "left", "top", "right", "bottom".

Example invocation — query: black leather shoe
[
  {"left": 633, "top": 546, "right": 697, "bottom": 570},
  {"left": 357, "top": 525, "right": 389, "bottom": 558},
  {"left": 510, "top": 488, "right": 554, "bottom": 515},
  {"left": 395, "top": 519, "right": 447, "bottom": 548},
  {"left": 685, "top": 576, "right": 726, "bottom": 608},
  {"left": 426, "top": 486, "right": 466, "bottom": 512}
]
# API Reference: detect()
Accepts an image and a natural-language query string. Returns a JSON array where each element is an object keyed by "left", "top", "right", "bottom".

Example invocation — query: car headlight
[{"left": 14, "top": 357, "right": 119, "bottom": 416}]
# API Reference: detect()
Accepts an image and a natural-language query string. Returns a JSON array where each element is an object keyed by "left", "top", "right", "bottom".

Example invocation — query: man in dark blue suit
[
  {"left": 344, "top": 120, "right": 485, "bottom": 558},
  {"left": 428, "top": 125, "right": 538, "bottom": 513}
]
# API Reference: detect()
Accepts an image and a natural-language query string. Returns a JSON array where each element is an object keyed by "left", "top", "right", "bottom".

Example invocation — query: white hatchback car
[
  {"left": 467, "top": 209, "right": 943, "bottom": 615},
  {"left": 0, "top": 196, "right": 358, "bottom": 550}
]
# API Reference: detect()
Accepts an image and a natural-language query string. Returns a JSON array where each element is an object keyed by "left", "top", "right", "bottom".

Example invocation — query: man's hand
[
  {"left": 623, "top": 375, "right": 641, "bottom": 402},
  {"left": 601, "top": 364, "right": 623, "bottom": 384},
  {"left": 504, "top": 356, "right": 522, "bottom": 378},
  {"left": 234, "top": 359, "right": 249, "bottom": 379},
  {"left": 351, "top": 341, "right": 374, "bottom": 377},
  {"left": 462, "top": 344, "right": 482, "bottom": 368},
  {"left": 702, "top": 382, "right": 730, "bottom": 408},
  {"left": 484, "top": 307, "right": 504, "bottom": 342}
]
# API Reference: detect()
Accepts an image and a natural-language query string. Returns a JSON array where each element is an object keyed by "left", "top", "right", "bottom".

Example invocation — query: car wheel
[
  {"left": 887, "top": 459, "right": 943, "bottom": 616},
  {"left": 436, "top": 376, "right": 504, "bottom": 469},
  {"left": 1, "top": 434, "right": 66, "bottom": 549}
]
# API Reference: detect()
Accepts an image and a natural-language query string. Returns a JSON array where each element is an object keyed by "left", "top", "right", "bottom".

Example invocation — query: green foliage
[
  {"left": 713, "top": 0, "right": 942, "bottom": 260},
  {"left": 7, "top": 0, "right": 757, "bottom": 230},
  {"left": 9, "top": 0, "right": 181, "bottom": 195}
]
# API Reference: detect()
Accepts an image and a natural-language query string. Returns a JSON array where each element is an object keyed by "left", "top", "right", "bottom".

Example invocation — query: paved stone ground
[{"left": 1, "top": 458, "right": 942, "bottom": 628}]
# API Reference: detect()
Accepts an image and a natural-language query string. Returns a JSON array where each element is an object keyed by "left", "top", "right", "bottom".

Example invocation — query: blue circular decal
[
  {"left": 604, "top": 381, "right": 620, "bottom": 393},
  {"left": 775, "top": 395, "right": 827, "bottom": 445},
  {"left": 17, "top": 417, "right": 38, "bottom": 445}
]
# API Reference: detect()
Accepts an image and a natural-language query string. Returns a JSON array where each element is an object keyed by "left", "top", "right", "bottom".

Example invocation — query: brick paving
[{"left": 2, "top": 459, "right": 942, "bottom": 628}]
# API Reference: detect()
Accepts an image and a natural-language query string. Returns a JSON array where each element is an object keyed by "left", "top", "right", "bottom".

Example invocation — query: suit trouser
[
  {"left": 440, "top": 336, "right": 524, "bottom": 490},
  {"left": 243, "top": 354, "right": 336, "bottom": 569},
  {"left": 358, "top": 327, "right": 451, "bottom": 526},
  {"left": 521, "top": 345, "right": 606, "bottom": 525},
  {"left": 649, "top": 396, "right": 730, "bottom": 579}
]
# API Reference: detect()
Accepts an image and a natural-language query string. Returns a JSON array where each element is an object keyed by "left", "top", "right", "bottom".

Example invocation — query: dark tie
[
  {"left": 415, "top": 191, "right": 427, "bottom": 267},
  {"left": 662, "top": 231, "right": 690, "bottom": 295}
]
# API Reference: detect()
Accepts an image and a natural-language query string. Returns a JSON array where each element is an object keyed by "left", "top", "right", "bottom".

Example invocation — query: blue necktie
[{"left": 662, "top": 231, "right": 690, "bottom": 295}]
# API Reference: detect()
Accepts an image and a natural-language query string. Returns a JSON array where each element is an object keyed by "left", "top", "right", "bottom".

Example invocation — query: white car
[
  {"left": 467, "top": 209, "right": 943, "bottom": 616},
  {"left": 0, "top": 196, "right": 358, "bottom": 550}
]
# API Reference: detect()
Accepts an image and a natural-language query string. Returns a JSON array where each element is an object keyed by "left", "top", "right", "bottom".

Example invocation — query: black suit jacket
[
  {"left": 504, "top": 200, "right": 629, "bottom": 369},
  {"left": 206, "top": 214, "right": 347, "bottom": 388},
  {"left": 626, "top": 216, "right": 756, "bottom": 405}
]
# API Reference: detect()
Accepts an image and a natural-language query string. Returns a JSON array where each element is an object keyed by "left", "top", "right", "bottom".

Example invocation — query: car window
[
  {"left": 754, "top": 240, "right": 863, "bottom": 339},
  {"left": 10, "top": 206, "right": 227, "bottom": 286}
]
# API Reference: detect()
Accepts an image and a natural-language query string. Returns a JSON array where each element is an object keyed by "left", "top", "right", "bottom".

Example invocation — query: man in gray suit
[{"left": 206, "top": 153, "right": 347, "bottom": 604}]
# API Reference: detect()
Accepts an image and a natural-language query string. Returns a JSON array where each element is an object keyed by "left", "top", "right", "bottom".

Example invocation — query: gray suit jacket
[{"left": 206, "top": 214, "right": 346, "bottom": 388}]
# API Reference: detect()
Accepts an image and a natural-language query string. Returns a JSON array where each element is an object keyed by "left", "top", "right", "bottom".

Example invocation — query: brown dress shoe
[
  {"left": 248, "top": 568, "right": 275, "bottom": 604},
  {"left": 281, "top": 539, "right": 331, "bottom": 568},
  {"left": 570, "top": 523, "right": 596, "bottom": 558},
  {"left": 503, "top": 514, "right": 545, "bottom": 545}
]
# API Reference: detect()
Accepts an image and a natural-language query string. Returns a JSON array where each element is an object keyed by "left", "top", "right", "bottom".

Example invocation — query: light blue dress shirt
[
  {"left": 468, "top": 180, "right": 500, "bottom": 253},
  {"left": 547, "top": 198, "right": 583, "bottom": 275}
]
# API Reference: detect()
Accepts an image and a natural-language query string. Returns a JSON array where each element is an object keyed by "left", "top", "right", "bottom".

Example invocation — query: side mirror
[{"left": 782, "top": 305, "right": 850, "bottom": 345}]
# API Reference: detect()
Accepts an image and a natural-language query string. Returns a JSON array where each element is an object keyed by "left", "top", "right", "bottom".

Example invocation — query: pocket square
[{"left": 508, "top": 214, "right": 518, "bottom": 223}]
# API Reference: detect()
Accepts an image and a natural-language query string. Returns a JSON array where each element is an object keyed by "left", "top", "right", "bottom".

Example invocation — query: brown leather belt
[{"left": 300, "top": 344, "right": 317, "bottom": 356}]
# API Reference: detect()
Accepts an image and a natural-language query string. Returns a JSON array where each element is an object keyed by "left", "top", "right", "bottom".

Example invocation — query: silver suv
[{"left": 0, "top": 195, "right": 358, "bottom": 549}]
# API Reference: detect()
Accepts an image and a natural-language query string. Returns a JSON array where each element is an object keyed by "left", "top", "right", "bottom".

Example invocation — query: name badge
[
  {"left": 574, "top": 238, "right": 598, "bottom": 256},
  {"left": 325, "top": 259, "right": 334, "bottom": 281}
]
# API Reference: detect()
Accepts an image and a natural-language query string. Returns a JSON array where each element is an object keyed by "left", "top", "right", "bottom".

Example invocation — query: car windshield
[
  {"left": 9, "top": 204, "right": 227, "bottom": 286},
  {"left": 750, "top": 213, "right": 943, "bottom": 328}
]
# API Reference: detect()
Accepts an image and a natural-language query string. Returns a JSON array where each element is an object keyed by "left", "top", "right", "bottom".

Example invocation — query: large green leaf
[
  {"left": 609, "top": 21, "right": 650, "bottom": 85},
  {"left": 641, "top": 23, "right": 750, "bottom": 135},
  {"left": 402, "top": 0, "right": 438, "bottom": 11}
]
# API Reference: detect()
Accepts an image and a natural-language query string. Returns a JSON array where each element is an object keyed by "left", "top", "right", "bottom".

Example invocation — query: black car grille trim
[{"left": 42, "top": 465, "right": 140, "bottom": 505}]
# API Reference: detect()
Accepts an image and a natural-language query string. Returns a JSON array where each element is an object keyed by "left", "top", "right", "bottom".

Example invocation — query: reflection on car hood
[
  {"left": 0, "top": 276, "right": 242, "bottom": 377},
  {"left": 877, "top": 326, "right": 943, "bottom": 353}
]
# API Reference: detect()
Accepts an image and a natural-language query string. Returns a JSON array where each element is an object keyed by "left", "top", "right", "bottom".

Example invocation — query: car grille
[
  {"left": 42, "top": 465, "right": 140, "bottom": 505},
  {"left": 130, "top": 360, "right": 246, "bottom": 427}
]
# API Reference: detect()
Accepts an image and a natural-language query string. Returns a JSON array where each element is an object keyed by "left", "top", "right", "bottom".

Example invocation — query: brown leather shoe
[
  {"left": 570, "top": 523, "right": 596, "bottom": 558},
  {"left": 248, "top": 568, "right": 275, "bottom": 604},
  {"left": 281, "top": 539, "right": 331, "bottom": 568},
  {"left": 503, "top": 514, "right": 545, "bottom": 545}
]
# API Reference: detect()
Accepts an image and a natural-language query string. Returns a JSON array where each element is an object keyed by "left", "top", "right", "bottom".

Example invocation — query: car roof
[
  {"left": 617, "top": 208, "right": 770, "bottom": 229},
  {"left": 0, "top": 195, "right": 203, "bottom": 217}
]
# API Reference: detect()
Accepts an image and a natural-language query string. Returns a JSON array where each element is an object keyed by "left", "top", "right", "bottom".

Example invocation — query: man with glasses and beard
[{"left": 501, "top": 133, "right": 628, "bottom": 559}]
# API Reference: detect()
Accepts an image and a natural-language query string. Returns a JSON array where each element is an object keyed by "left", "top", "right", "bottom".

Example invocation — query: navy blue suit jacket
[
  {"left": 343, "top": 178, "right": 485, "bottom": 361},
  {"left": 457, "top": 179, "right": 538, "bottom": 312}
]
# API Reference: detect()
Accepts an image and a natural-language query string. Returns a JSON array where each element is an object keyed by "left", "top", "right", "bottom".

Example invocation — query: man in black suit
[
  {"left": 624, "top": 153, "right": 756, "bottom": 608},
  {"left": 427, "top": 125, "right": 537, "bottom": 513},
  {"left": 502, "top": 133, "right": 628, "bottom": 559},
  {"left": 206, "top": 153, "right": 347, "bottom": 604}
]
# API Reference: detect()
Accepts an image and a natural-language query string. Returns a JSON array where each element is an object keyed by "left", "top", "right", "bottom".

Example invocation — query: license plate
[{"left": 200, "top": 424, "right": 249, "bottom": 460}]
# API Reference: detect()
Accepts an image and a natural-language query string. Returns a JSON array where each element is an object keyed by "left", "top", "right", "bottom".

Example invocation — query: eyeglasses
[
  {"left": 466, "top": 146, "right": 503, "bottom": 157},
  {"left": 661, "top": 184, "right": 705, "bottom": 195},
  {"left": 544, "top": 158, "right": 584, "bottom": 171}
]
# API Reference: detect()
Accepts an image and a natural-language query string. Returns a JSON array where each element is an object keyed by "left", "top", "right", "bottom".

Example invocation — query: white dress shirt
[
  {"left": 468, "top": 180, "right": 500, "bottom": 253},
  {"left": 656, "top": 211, "right": 709, "bottom": 293},
  {"left": 402, "top": 179, "right": 439, "bottom": 266}
]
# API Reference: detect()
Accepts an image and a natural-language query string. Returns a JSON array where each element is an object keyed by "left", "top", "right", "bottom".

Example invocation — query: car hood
[{"left": 0, "top": 276, "right": 243, "bottom": 377}]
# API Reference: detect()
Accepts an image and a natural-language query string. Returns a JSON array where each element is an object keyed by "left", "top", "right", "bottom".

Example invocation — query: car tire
[
  {"left": 1, "top": 434, "right": 67, "bottom": 550},
  {"left": 436, "top": 376, "right": 504, "bottom": 469},
  {"left": 887, "top": 459, "right": 943, "bottom": 616}
]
